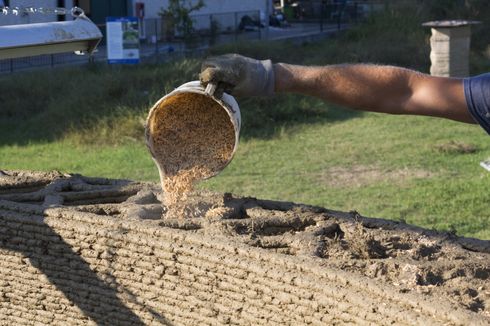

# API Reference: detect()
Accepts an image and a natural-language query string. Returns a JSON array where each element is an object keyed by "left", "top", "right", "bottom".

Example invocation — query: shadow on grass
[
  {"left": 238, "top": 95, "right": 362, "bottom": 140},
  {"left": 0, "top": 62, "right": 200, "bottom": 147},
  {"left": 0, "top": 62, "right": 362, "bottom": 146}
]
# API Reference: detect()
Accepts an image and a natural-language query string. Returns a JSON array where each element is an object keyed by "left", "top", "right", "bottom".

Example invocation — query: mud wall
[
  {"left": 0, "top": 202, "right": 410, "bottom": 325},
  {"left": 0, "top": 171, "right": 488, "bottom": 325}
]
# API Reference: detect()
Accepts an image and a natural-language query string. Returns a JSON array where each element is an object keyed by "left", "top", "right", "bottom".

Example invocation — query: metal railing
[{"left": 0, "top": 3, "right": 381, "bottom": 74}]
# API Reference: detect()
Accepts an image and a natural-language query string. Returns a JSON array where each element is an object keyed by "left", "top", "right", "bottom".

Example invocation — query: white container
[{"left": 145, "top": 81, "right": 241, "bottom": 182}]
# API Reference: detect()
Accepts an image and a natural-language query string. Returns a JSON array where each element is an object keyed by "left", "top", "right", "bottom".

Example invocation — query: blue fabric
[{"left": 464, "top": 73, "right": 490, "bottom": 135}]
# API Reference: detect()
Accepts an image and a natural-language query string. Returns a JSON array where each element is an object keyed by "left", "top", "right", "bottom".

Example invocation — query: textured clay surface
[{"left": 0, "top": 170, "right": 489, "bottom": 325}]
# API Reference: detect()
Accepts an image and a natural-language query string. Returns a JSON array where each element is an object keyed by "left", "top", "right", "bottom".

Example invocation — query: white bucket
[{"left": 145, "top": 81, "right": 241, "bottom": 182}]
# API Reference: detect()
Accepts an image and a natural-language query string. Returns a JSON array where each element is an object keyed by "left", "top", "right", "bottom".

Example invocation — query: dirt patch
[
  {"left": 146, "top": 92, "right": 235, "bottom": 217},
  {"left": 0, "top": 171, "right": 489, "bottom": 325},
  {"left": 434, "top": 140, "right": 479, "bottom": 154},
  {"left": 317, "top": 164, "right": 435, "bottom": 188}
]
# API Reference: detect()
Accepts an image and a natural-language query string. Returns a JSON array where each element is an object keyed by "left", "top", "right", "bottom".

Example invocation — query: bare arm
[{"left": 274, "top": 63, "right": 475, "bottom": 123}]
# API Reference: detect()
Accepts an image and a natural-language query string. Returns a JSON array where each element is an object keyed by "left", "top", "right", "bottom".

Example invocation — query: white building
[
  {"left": 1, "top": 1, "right": 272, "bottom": 25},
  {"left": 130, "top": 1, "right": 272, "bottom": 41},
  {"left": 1, "top": 0, "right": 273, "bottom": 40},
  {"left": 134, "top": 0, "right": 271, "bottom": 19},
  {"left": 134, "top": 0, "right": 272, "bottom": 35}
]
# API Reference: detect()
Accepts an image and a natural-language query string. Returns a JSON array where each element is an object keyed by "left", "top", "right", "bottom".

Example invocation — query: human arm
[
  {"left": 275, "top": 63, "right": 474, "bottom": 123},
  {"left": 200, "top": 54, "right": 475, "bottom": 124}
]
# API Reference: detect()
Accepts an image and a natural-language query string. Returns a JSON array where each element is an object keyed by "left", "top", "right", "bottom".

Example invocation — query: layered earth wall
[{"left": 0, "top": 171, "right": 489, "bottom": 325}]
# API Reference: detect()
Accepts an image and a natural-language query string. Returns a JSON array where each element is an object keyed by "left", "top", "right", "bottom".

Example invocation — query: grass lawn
[
  {"left": 1, "top": 4, "right": 489, "bottom": 239},
  {"left": 1, "top": 101, "right": 488, "bottom": 239}
]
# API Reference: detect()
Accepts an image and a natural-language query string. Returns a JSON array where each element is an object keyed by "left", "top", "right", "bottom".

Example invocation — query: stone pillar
[{"left": 422, "top": 20, "right": 480, "bottom": 78}]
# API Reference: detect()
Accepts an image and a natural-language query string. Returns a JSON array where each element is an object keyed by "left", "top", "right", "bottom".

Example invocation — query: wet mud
[{"left": 0, "top": 170, "right": 488, "bottom": 325}]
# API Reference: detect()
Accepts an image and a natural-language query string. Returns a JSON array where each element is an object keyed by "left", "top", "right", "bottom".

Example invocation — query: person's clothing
[{"left": 464, "top": 73, "right": 490, "bottom": 135}]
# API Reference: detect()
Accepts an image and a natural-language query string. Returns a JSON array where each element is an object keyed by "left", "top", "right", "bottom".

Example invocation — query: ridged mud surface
[{"left": 0, "top": 170, "right": 489, "bottom": 325}]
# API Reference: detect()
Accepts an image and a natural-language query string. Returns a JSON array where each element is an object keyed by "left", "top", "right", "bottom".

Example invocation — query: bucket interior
[{"left": 147, "top": 92, "right": 237, "bottom": 179}]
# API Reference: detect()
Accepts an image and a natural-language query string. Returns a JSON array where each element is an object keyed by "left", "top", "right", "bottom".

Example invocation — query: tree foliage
[{"left": 160, "top": 0, "right": 205, "bottom": 38}]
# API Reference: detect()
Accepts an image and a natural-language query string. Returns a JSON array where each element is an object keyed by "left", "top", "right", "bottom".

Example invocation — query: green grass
[
  {"left": 1, "top": 3, "right": 490, "bottom": 239},
  {"left": 2, "top": 102, "right": 488, "bottom": 239},
  {"left": 204, "top": 113, "right": 490, "bottom": 240},
  {"left": 0, "top": 141, "right": 155, "bottom": 180}
]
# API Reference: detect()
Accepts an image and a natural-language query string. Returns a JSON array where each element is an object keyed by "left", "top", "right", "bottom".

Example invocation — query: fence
[{"left": 0, "top": 3, "right": 380, "bottom": 74}]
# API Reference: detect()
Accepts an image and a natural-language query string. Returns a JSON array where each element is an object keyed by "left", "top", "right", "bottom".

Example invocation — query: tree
[{"left": 159, "top": 0, "right": 205, "bottom": 39}]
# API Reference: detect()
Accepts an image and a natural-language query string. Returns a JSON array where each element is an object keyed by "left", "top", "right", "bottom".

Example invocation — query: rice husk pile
[{"left": 147, "top": 92, "right": 235, "bottom": 218}]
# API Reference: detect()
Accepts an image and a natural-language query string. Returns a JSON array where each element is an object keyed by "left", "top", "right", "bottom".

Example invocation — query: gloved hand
[{"left": 200, "top": 54, "right": 275, "bottom": 97}]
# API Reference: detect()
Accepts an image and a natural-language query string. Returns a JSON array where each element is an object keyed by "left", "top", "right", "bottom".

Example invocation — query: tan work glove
[{"left": 200, "top": 54, "right": 275, "bottom": 97}]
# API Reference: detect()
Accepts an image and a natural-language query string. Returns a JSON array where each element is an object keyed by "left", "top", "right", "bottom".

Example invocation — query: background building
[
  {"left": 1, "top": 1, "right": 271, "bottom": 25},
  {"left": 1, "top": 0, "right": 272, "bottom": 43}
]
